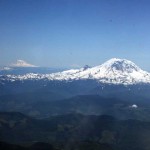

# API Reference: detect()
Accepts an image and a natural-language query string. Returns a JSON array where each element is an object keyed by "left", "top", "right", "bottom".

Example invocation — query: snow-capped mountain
[
  {"left": 11, "top": 60, "right": 37, "bottom": 67},
  {"left": 0, "top": 60, "right": 65, "bottom": 75},
  {"left": 1, "top": 58, "right": 150, "bottom": 85},
  {"left": 0, "top": 60, "right": 37, "bottom": 73}
]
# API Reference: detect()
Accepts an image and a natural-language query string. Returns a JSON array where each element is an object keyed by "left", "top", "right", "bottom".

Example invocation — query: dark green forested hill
[
  {"left": 1, "top": 94, "right": 150, "bottom": 121},
  {"left": 0, "top": 112, "right": 150, "bottom": 150}
]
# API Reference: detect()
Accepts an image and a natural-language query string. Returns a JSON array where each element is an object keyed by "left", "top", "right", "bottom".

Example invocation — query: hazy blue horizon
[{"left": 1, "top": 0, "right": 150, "bottom": 70}]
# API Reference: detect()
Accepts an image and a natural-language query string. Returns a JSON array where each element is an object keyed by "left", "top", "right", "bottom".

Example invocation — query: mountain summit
[
  {"left": 100, "top": 58, "right": 140, "bottom": 73},
  {"left": 2, "top": 58, "right": 150, "bottom": 85},
  {"left": 11, "top": 60, "right": 37, "bottom": 67}
]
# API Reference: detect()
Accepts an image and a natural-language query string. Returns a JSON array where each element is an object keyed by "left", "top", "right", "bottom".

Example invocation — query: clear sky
[{"left": 0, "top": 0, "right": 150, "bottom": 70}]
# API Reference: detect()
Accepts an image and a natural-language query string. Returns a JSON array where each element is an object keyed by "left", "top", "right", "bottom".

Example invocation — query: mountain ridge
[{"left": 1, "top": 58, "right": 150, "bottom": 85}]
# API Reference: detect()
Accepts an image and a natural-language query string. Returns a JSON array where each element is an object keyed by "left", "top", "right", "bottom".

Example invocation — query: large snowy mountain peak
[
  {"left": 2, "top": 58, "right": 150, "bottom": 85},
  {"left": 46, "top": 58, "right": 150, "bottom": 84},
  {"left": 99, "top": 58, "right": 141, "bottom": 73}
]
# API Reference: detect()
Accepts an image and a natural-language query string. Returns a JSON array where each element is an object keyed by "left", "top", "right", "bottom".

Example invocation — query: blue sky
[{"left": 0, "top": 0, "right": 150, "bottom": 70}]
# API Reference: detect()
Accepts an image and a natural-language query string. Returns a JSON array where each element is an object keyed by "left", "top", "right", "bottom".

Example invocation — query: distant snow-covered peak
[{"left": 11, "top": 60, "right": 37, "bottom": 67}]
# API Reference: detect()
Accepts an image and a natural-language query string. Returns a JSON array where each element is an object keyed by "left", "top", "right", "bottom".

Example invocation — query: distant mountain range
[{"left": 1, "top": 58, "right": 150, "bottom": 85}]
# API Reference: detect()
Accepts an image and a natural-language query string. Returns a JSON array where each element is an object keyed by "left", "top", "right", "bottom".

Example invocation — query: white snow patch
[{"left": 130, "top": 104, "right": 138, "bottom": 108}]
